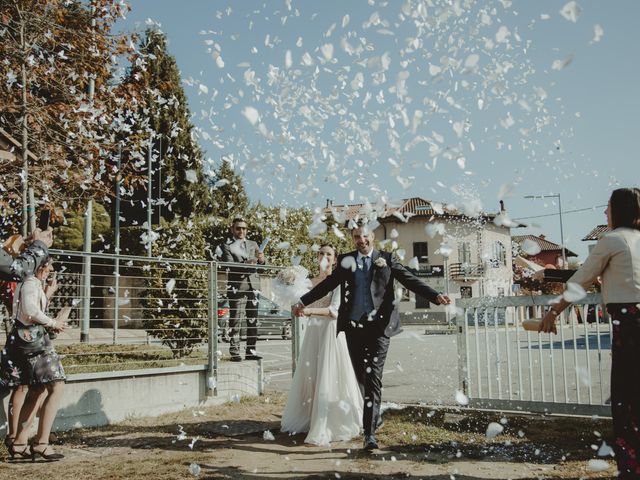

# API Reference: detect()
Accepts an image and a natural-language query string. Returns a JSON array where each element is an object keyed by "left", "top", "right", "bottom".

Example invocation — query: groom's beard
[{"left": 356, "top": 243, "right": 372, "bottom": 255}]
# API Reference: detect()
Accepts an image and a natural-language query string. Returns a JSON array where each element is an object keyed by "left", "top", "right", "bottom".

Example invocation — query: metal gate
[{"left": 456, "top": 293, "right": 611, "bottom": 417}]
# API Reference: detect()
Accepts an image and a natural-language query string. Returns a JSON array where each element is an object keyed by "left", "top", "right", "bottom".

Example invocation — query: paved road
[
  {"left": 258, "top": 325, "right": 460, "bottom": 405},
  {"left": 258, "top": 323, "right": 612, "bottom": 408}
]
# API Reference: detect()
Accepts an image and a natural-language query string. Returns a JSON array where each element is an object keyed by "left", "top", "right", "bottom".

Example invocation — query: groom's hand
[{"left": 436, "top": 294, "right": 452, "bottom": 305}]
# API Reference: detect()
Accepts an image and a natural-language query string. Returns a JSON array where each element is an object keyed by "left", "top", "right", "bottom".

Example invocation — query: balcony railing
[
  {"left": 449, "top": 262, "right": 485, "bottom": 279},
  {"left": 410, "top": 264, "right": 445, "bottom": 277}
]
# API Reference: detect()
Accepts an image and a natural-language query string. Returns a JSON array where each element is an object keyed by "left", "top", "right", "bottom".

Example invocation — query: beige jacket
[
  {"left": 568, "top": 228, "right": 640, "bottom": 304},
  {"left": 12, "top": 276, "right": 55, "bottom": 327}
]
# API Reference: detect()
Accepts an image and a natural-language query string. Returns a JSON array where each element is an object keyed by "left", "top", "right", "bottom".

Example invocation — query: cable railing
[{"left": 0, "top": 250, "right": 290, "bottom": 392}]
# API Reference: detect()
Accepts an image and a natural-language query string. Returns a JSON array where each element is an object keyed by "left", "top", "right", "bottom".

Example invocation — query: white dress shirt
[{"left": 356, "top": 251, "right": 373, "bottom": 271}]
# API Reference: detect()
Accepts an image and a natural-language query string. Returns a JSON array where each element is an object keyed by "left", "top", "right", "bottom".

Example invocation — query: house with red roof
[
  {"left": 323, "top": 197, "right": 521, "bottom": 323},
  {"left": 512, "top": 234, "right": 577, "bottom": 269}
]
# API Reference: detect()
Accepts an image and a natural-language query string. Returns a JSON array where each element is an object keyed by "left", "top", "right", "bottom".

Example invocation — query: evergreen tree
[
  {"left": 207, "top": 157, "right": 249, "bottom": 220},
  {"left": 201, "top": 157, "right": 250, "bottom": 256},
  {"left": 119, "top": 29, "right": 211, "bottom": 226},
  {"left": 246, "top": 204, "right": 350, "bottom": 271}
]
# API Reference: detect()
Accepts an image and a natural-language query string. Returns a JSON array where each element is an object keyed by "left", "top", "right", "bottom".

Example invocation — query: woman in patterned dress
[{"left": 3, "top": 256, "right": 68, "bottom": 460}]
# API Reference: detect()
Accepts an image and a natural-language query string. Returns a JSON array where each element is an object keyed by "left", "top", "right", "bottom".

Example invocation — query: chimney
[
  {"left": 499, "top": 200, "right": 505, "bottom": 212},
  {"left": 539, "top": 234, "right": 546, "bottom": 240},
  {"left": 326, "top": 198, "right": 333, "bottom": 208}
]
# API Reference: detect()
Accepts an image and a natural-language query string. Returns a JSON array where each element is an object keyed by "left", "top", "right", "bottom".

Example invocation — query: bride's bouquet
[{"left": 271, "top": 265, "right": 311, "bottom": 309}]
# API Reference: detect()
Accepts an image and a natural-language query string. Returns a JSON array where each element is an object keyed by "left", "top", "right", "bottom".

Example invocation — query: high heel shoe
[
  {"left": 30, "top": 443, "right": 64, "bottom": 462},
  {"left": 7, "top": 442, "right": 30, "bottom": 460},
  {"left": 3, "top": 435, "right": 14, "bottom": 451}
]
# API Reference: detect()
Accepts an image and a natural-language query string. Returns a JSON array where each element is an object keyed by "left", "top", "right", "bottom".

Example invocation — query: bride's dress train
[{"left": 280, "top": 287, "right": 363, "bottom": 446}]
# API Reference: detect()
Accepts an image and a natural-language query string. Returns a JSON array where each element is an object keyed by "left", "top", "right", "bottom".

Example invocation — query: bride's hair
[{"left": 318, "top": 243, "right": 338, "bottom": 271}]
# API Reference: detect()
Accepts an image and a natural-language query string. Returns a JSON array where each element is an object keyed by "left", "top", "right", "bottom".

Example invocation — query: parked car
[
  {"left": 465, "top": 308, "right": 507, "bottom": 326},
  {"left": 217, "top": 294, "right": 292, "bottom": 341}
]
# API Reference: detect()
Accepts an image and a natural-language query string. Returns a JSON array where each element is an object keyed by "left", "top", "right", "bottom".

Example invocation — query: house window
[
  {"left": 491, "top": 241, "right": 506, "bottom": 267},
  {"left": 458, "top": 242, "right": 471, "bottom": 264},
  {"left": 497, "top": 287, "right": 505, "bottom": 297},
  {"left": 413, "top": 242, "right": 428, "bottom": 262},
  {"left": 413, "top": 242, "right": 429, "bottom": 266},
  {"left": 460, "top": 286, "right": 472, "bottom": 298}
]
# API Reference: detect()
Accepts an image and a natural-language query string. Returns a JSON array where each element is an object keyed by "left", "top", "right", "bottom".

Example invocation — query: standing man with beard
[
  {"left": 220, "top": 217, "right": 265, "bottom": 362},
  {"left": 293, "top": 220, "right": 451, "bottom": 450}
]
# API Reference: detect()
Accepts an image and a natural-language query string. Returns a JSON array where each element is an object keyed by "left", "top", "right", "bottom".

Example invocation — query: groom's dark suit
[{"left": 300, "top": 249, "right": 442, "bottom": 435}]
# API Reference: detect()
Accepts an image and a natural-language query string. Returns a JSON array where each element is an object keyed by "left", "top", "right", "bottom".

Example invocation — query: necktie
[{"left": 362, "top": 256, "right": 370, "bottom": 273}]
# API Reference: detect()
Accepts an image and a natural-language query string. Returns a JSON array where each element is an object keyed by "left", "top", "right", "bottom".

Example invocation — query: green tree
[
  {"left": 246, "top": 204, "right": 350, "bottom": 273},
  {"left": 0, "top": 0, "right": 139, "bottom": 232},
  {"left": 207, "top": 157, "right": 249, "bottom": 220},
  {"left": 141, "top": 220, "right": 209, "bottom": 358},
  {"left": 53, "top": 202, "right": 111, "bottom": 251},
  {"left": 119, "top": 29, "right": 211, "bottom": 226},
  {"left": 200, "top": 158, "right": 251, "bottom": 256}
]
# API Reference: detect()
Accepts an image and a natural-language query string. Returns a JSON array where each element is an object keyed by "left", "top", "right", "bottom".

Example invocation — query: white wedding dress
[{"left": 280, "top": 284, "right": 363, "bottom": 446}]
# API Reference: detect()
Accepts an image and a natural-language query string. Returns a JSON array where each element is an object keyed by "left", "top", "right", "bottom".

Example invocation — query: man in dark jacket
[
  {"left": 293, "top": 222, "right": 451, "bottom": 450},
  {"left": 219, "top": 218, "right": 265, "bottom": 362}
]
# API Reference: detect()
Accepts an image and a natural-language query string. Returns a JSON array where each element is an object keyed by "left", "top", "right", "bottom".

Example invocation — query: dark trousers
[
  {"left": 228, "top": 282, "right": 258, "bottom": 356},
  {"left": 609, "top": 304, "right": 640, "bottom": 478},
  {"left": 345, "top": 327, "right": 390, "bottom": 436}
]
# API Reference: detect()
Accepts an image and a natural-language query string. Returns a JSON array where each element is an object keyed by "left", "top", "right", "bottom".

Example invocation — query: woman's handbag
[
  {"left": 10, "top": 280, "right": 51, "bottom": 355},
  {"left": 12, "top": 320, "right": 47, "bottom": 354}
]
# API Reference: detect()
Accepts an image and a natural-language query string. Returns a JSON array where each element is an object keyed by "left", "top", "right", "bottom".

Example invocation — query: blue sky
[{"left": 118, "top": 0, "right": 639, "bottom": 260}]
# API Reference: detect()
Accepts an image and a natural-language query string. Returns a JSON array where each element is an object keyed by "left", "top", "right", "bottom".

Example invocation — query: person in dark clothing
[
  {"left": 0, "top": 228, "right": 53, "bottom": 282},
  {"left": 540, "top": 188, "right": 640, "bottom": 479},
  {"left": 219, "top": 218, "right": 265, "bottom": 362},
  {"left": 293, "top": 221, "right": 451, "bottom": 451}
]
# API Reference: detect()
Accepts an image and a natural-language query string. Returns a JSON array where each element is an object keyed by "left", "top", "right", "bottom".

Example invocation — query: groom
[{"left": 293, "top": 221, "right": 451, "bottom": 450}]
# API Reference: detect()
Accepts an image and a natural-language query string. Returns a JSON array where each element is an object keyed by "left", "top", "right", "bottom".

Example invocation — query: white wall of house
[{"left": 373, "top": 216, "right": 514, "bottom": 323}]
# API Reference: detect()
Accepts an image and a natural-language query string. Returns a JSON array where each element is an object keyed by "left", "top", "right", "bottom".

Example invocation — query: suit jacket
[
  {"left": 220, "top": 239, "right": 262, "bottom": 292},
  {"left": 300, "top": 249, "right": 441, "bottom": 337}
]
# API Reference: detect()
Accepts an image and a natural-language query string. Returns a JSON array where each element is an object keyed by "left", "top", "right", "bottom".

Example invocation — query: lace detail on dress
[{"left": 307, "top": 277, "right": 332, "bottom": 309}]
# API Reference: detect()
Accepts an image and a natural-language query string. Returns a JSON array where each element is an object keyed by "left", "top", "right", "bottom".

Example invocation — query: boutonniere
[{"left": 374, "top": 257, "right": 387, "bottom": 268}]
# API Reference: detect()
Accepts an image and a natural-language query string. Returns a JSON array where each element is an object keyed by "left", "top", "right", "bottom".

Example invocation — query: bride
[{"left": 280, "top": 244, "right": 362, "bottom": 446}]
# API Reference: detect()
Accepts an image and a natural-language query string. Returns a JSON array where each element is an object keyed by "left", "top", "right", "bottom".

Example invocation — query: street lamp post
[{"left": 524, "top": 193, "right": 567, "bottom": 268}]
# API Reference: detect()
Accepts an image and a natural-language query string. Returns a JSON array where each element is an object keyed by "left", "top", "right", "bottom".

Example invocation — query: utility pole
[
  {"left": 147, "top": 136, "right": 153, "bottom": 257},
  {"left": 524, "top": 193, "right": 567, "bottom": 268},
  {"left": 81, "top": 1, "right": 96, "bottom": 343}
]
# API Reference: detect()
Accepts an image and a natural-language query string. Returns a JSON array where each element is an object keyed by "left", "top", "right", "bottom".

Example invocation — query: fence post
[
  {"left": 207, "top": 261, "right": 219, "bottom": 396},
  {"left": 257, "top": 359, "right": 264, "bottom": 396},
  {"left": 456, "top": 303, "right": 469, "bottom": 397},
  {"left": 81, "top": 200, "right": 92, "bottom": 343}
]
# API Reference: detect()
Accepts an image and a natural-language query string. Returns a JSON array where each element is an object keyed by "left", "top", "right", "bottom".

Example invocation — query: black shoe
[
  {"left": 230, "top": 355, "right": 242, "bottom": 362},
  {"left": 245, "top": 353, "right": 263, "bottom": 360},
  {"left": 30, "top": 443, "right": 64, "bottom": 462},
  {"left": 363, "top": 434, "right": 378, "bottom": 451}
]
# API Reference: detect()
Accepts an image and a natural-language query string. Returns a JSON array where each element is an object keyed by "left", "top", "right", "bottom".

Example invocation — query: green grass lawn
[{"left": 56, "top": 343, "right": 207, "bottom": 374}]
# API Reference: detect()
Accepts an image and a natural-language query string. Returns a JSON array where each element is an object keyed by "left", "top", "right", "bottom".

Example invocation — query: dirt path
[{"left": 0, "top": 395, "right": 618, "bottom": 479}]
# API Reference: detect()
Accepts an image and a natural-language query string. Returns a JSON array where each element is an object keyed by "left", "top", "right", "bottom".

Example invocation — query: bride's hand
[{"left": 292, "top": 302, "right": 305, "bottom": 317}]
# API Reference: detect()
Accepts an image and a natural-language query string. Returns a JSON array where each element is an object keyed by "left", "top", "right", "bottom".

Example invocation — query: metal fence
[
  {"left": 456, "top": 293, "right": 612, "bottom": 416},
  {"left": 3, "top": 250, "right": 289, "bottom": 395}
]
